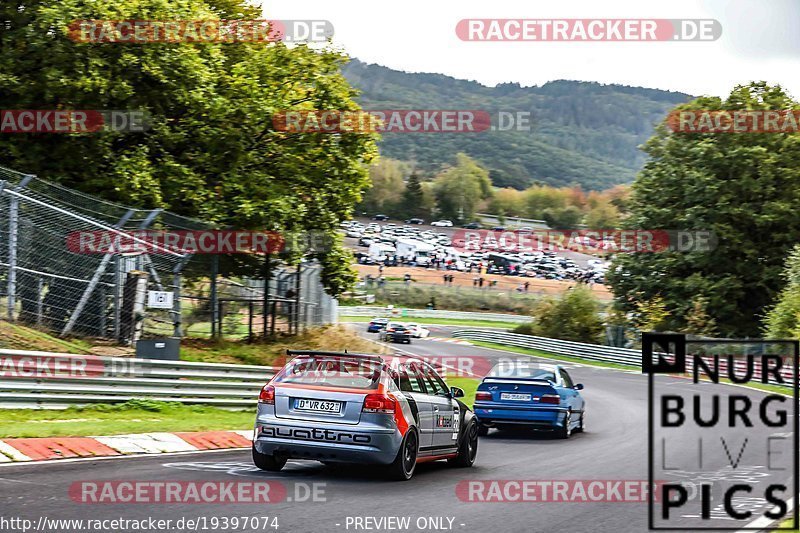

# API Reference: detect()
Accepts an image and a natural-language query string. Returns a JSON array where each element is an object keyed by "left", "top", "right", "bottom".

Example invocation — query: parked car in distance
[
  {"left": 367, "top": 318, "right": 390, "bottom": 333},
  {"left": 379, "top": 322, "right": 413, "bottom": 344},
  {"left": 405, "top": 218, "right": 425, "bottom": 225},
  {"left": 462, "top": 222, "right": 481, "bottom": 229},
  {"left": 431, "top": 220, "right": 453, "bottom": 227}
]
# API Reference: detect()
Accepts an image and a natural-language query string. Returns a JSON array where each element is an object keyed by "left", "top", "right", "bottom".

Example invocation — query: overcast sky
[{"left": 266, "top": 0, "right": 800, "bottom": 98}]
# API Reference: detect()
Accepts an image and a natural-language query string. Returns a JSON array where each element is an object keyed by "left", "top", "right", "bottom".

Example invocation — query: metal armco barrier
[
  {"left": 451, "top": 330, "right": 795, "bottom": 389},
  {"left": 451, "top": 329, "right": 641, "bottom": 365},
  {"left": 339, "top": 306, "right": 531, "bottom": 324},
  {"left": 0, "top": 349, "right": 276, "bottom": 409}
]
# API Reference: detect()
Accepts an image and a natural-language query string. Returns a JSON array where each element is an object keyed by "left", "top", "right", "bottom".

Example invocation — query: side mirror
[
  {"left": 574, "top": 384, "right": 584, "bottom": 390},
  {"left": 450, "top": 386, "right": 465, "bottom": 398}
]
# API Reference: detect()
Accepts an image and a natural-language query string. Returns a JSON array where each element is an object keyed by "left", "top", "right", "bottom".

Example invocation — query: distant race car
[
  {"left": 252, "top": 351, "right": 479, "bottom": 480},
  {"left": 367, "top": 318, "right": 390, "bottom": 333},
  {"left": 473, "top": 362, "right": 585, "bottom": 438},
  {"left": 405, "top": 323, "right": 430, "bottom": 338},
  {"left": 379, "top": 322, "right": 413, "bottom": 344}
]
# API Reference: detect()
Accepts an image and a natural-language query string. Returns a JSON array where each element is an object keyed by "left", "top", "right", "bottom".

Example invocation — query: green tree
[
  {"left": 432, "top": 153, "right": 492, "bottom": 223},
  {"left": 608, "top": 83, "right": 800, "bottom": 336},
  {"left": 0, "top": 0, "right": 378, "bottom": 296},
  {"left": 634, "top": 296, "right": 671, "bottom": 332},
  {"left": 684, "top": 297, "right": 718, "bottom": 337},
  {"left": 399, "top": 172, "right": 428, "bottom": 219},
  {"left": 542, "top": 206, "right": 583, "bottom": 229},
  {"left": 584, "top": 201, "right": 620, "bottom": 229},
  {"left": 522, "top": 287, "right": 603, "bottom": 343},
  {"left": 358, "top": 159, "right": 406, "bottom": 215},
  {"left": 764, "top": 245, "right": 800, "bottom": 338}
]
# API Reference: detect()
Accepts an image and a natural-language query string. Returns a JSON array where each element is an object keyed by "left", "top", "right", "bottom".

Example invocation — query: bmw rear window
[
  {"left": 488, "top": 365, "right": 556, "bottom": 381},
  {"left": 274, "top": 357, "right": 384, "bottom": 390}
]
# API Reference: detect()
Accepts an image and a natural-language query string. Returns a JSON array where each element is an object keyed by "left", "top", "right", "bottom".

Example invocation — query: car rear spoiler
[
  {"left": 482, "top": 378, "right": 556, "bottom": 386},
  {"left": 286, "top": 350, "right": 385, "bottom": 361}
]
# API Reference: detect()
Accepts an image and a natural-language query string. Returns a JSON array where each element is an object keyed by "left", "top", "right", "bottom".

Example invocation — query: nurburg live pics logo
[{"left": 643, "top": 333, "right": 799, "bottom": 530}]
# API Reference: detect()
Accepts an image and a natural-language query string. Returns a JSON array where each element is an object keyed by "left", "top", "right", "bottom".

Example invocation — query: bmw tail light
[
  {"left": 540, "top": 394, "right": 561, "bottom": 405},
  {"left": 363, "top": 394, "right": 396, "bottom": 414},
  {"left": 259, "top": 384, "right": 275, "bottom": 404},
  {"left": 475, "top": 391, "right": 492, "bottom": 402}
]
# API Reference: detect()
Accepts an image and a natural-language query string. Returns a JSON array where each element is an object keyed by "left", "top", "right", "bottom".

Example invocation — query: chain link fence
[{"left": 0, "top": 165, "right": 336, "bottom": 344}]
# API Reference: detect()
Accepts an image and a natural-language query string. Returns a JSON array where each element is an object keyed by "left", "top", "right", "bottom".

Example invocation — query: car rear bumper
[
  {"left": 386, "top": 333, "right": 412, "bottom": 342},
  {"left": 253, "top": 418, "right": 402, "bottom": 465},
  {"left": 473, "top": 403, "right": 571, "bottom": 428}
]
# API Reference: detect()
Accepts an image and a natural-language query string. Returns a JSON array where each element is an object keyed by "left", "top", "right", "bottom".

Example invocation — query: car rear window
[
  {"left": 488, "top": 365, "right": 556, "bottom": 381},
  {"left": 274, "top": 357, "right": 383, "bottom": 390}
]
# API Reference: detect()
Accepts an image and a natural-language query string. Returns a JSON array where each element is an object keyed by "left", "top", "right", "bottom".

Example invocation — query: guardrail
[
  {"left": 450, "top": 330, "right": 796, "bottom": 388},
  {"left": 0, "top": 349, "right": 276, "bottom": 409},
  {"left": 451, "top": 329, "right": 641, "bottom": 366},
  {"left": 338, "top": 306, "right": 531, "bottom": 324}
]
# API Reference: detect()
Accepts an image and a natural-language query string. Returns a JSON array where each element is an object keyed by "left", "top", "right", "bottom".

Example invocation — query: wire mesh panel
[{"left": 0, "top": 165, "right": 337, "bottom": 343}]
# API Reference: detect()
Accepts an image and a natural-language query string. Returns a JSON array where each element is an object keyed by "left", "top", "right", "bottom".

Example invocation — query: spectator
[
  {"left": 404, "top": 273, "right": 412, "bottom": 287},
  {"left": 478, "top": 276, "right": 485, "bottom": 288},
  {"left": 378, "top": 264, "right": 384, "bottom": 276},
  {"left": 524, "top": 281, "right": 530, "bottom": 292},
  {"left": 377, "top": 276, "right": 386, "bottom": 288},
  {"left": 473, "top": 276, "right": 479, "bottom": 288}
]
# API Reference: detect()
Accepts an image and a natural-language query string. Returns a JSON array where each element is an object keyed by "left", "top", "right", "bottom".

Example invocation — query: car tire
[
  {"left": 386, "top": 429, "right": 418, "bottom": 481},
  {"left": 477, "top": 423, "right": 489, "bottom": 437},
  {"left": 556, "top": 413, "right": 573, "bottom": 439},
  {"left": 575, "top": 411, "right": 586, "bottom": 433},
  {"left": 252, "top": 446, "right": 287, "bottom": 471},
  {"left": 449, "top": 421, "right": 478, "bottom": 468}
]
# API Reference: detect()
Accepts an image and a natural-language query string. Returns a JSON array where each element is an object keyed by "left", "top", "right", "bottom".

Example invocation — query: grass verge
[
  {"left": 0, "top": 400, "right": 253, "bottom": 438},
  {"left": 339, "top": 315, "right": 522, "bottom": 329},
  {"left": 468, "top": 340, "right": 639, "bottom": 372},
  {"left": 175, "top": 325, "right": 386, "bottom": 366},
  {"left": 447, "top": 377, "right": 480, "bottom": 409}
]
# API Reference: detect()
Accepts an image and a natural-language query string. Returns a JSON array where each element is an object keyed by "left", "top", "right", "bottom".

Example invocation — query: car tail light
[
  {"left": 387, "top": 328, "right": 396, "bottom": 332},
  {"left": 540, "top": 394, "right": 561, "bottom": 405},
  {"left": 259, "top": 384, "right": 275, "bottom": 404},
  {"left": 475, "top": 391, "right": 492, "bottom": 402},
  {"left": 362, "top": 394, "right": 396, "bottom": 414}
]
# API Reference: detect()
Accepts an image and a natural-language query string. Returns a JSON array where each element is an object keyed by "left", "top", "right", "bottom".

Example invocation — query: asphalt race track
[{"left": 0, "top": 329, "right": 793, "bottom": 533}]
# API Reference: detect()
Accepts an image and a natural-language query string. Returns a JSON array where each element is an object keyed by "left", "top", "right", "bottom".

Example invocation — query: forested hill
[{"left": 342, "top": 59, "right": 692, "bottom": 190}]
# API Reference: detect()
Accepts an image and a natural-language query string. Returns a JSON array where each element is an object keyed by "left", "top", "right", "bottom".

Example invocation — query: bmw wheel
[
  {"left": 557, "top": 413, "right": 572, "bottom": 439},
  {"left": 387, "top": 429, "right": 418, "bottom": 480},
  {"left": 252, "top": 446, "right": 287, "bottom": 471}
]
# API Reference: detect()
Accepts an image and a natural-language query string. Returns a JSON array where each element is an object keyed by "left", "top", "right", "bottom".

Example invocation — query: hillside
[{"left": 342, "top": 59, "right": 692, "bottom": 190}]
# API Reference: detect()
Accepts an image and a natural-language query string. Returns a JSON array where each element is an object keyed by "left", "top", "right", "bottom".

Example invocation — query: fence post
[
  {"left": 6, "top": 175, "right": 34, "bottom": 321},
  {"left": 61, "top": 208, "right": 135, "bottom": 336},
  {"left": 294, "top": 266, "right": 302, "bottom": 335},
  {"left": 248, "top": 300, "right": 254, "bottom": 343},
  {"left": 262, "top": 253, "right": 271, "bottom": 338},
  {"left": 210, "top": 255, "right": 219, "bottom": 339}
]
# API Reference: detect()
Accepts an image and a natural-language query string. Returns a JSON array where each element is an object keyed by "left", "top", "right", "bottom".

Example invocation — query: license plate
[
  {"left": 294, "top": 398, "right": 342, "bottom": 413},
  {"left": 500, "top": 393, "right": 532, "bottom": 401}
]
